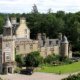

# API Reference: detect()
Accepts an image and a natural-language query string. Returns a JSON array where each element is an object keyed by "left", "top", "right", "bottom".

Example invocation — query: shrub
[
  {"left": 25, "top": 51, "right": 43, "bottom": 67},
  {"left": 73, "top": 51, "right": 80, "bottom": 57},
  {"left": 44, "top": 54, "right": 73, "bottom": 65},
  {"left": 61, "top": 57, "right": 73, "bottom": 64},
  {"left": 14, "top": 67, "right": 21, "bottom": 73},
  {"left": 62, "top": 73, "right": 80, "bottom": 80},
  {"left": 15, "top": 54, "right": 25, "bottom": 67},
  {"left": 44, "top": 54, "right": 60, "bottom": 64}
]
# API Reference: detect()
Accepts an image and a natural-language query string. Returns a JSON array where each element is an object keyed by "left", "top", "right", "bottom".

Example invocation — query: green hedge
[{"left": 62, "top": 73, "right": 80, "bottom": 80}]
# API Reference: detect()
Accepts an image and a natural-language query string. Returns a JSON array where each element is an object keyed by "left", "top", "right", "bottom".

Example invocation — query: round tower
[{"left": 60, "top": 35, "right": 69, "bottom": 57}]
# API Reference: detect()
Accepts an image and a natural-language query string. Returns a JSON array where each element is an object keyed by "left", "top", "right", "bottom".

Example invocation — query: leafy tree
[
  {"left": 44, "top": 54, "right": 60, "bottom": 64},
  {"left": 0, "top": 14, "right": 5, "bottom": 34},
  {"left": 56, "top": 11, "right": 65, "bottom": 19},
  {"left": 47, "top": 8, "right": 52, "bottom": 14},
  {"left": 25, "top": 51, "right": 43, "bottom": 67},
  {"left": 15, "top": 54, "right": 25, "bottom": 67},
  {"left": 1, "top": 10, "right": 80, "bottom": 52}
]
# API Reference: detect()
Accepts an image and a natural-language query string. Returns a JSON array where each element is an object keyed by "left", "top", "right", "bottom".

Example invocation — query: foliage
[
  {"left": 62, "top": 73, "right": 80, "bottom": 80},
  {"left": 1, "top": 10, "right": 80, "bottom": 51},
  {"left": 44, "top": 54, "right": 73, "bottom": 65},
  {"left": 60, "top": 57, "right": 73, "bottom": 64},
  {"left": 15, "top": 54, "right": 25, "bottom": 67},
  {"left": 36, "top": 61, "right": 80, "bottom": 74},
  {"left": 14, "top": 67, "right": 21, "bottom": 73},
  {"left": 44, "top": 54, "right": 60, "bottom": 64},
  {"left": 73, "top": 51, "right": 80, "bottom": 57},
  {"left": 25, "top": 51, "right": 43, "bottom": 67}
]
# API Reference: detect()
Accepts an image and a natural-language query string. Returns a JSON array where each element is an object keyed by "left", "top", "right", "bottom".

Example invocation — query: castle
[{"left": 0, "top": 16, "right": 72, "bottom": 74}]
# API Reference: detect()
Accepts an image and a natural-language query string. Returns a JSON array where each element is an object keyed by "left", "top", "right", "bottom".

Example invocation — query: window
[
  {"left": 6, "top": 43, "right": 10, "bottom": 47},
  {"left": 16, "top": 46, "right": 19, "bottom": 51},
  {"left": 30, "top": 44, "right": 33, "bottom": 50},
  {"left": 5, "top": 52, "right": 10, "bottom": 62},
  {"left": 25, "top": 29, "right": 27, "bottom": 34},
  {"left": 49, "top": 41, "right": 52, "bottom": 45},
  {"left": 56, "top": 40, "right": 58, "bottom": 45},
  {"left": 24, "top": 44, "right": 26, "bottom": 50}
]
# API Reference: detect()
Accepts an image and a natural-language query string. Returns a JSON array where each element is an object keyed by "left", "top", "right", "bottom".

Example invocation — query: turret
[
  {"left": 2, "top": 16, "right": 15, "bottom": 74},
  {"left": 3, "top": 16, "right": 13, "bottom": 36},
  {"left": 60, "top": 35, "right": 69, "bottom": 57}
]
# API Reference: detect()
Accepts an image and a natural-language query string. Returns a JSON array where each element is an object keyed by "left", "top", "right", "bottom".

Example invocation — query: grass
[{"left": 35, "top": 61, "right": 80, "bottom": 74}]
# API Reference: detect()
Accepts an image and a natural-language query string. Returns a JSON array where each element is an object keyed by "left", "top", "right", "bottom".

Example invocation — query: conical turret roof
[
  {"left": 61, "top": 35, "right": 68, "bottom": 43},
  {"left": 4, "top": 16, "right": 13, "bottom": 28}
]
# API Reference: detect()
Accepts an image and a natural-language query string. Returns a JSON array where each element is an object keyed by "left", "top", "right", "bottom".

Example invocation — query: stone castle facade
[{"left": 0, "top": 16, "right": 72, "bottom": 74}]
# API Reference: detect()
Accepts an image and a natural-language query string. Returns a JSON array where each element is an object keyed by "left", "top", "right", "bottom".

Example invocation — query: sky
[{"left": 0, "top": 0, "right": 80, "bottom": 13}]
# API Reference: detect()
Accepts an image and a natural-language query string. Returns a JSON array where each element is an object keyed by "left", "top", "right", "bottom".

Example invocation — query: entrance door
[{"left": 8, "top": 67, "right": 12, "bottom": 73}]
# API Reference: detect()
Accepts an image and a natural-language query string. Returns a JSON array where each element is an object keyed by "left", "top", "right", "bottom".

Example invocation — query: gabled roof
[{"left": 4, "top": 16, "right": 13, "bottom": 28}]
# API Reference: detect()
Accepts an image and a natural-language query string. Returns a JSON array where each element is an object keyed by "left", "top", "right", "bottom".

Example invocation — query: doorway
[{"left": 8, "top": 67, "right": 12, "bottom": 73}]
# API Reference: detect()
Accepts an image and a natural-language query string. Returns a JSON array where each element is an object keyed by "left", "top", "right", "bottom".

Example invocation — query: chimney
[
  {"left": 11, "top": 17, "right": 17, "bottom": 25},
  {"left": 20, "top": 17, "right": 26, "bottom": 24}
]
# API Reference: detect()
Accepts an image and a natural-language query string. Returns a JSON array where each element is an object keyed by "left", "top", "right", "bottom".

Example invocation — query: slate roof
[{"left": 4, "top": 17, "right": 13, "bottom": 28}]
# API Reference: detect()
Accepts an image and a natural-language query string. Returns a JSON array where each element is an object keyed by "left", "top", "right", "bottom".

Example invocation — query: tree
[
  {"left": 44, "top": 54, "right": 60, "bottom": 64},
  {"left": 25, "top": 51, "right": 43, "bottom": 67},
  {"left": 1, "top": 11, "right": 80, "bottom": 52},
  {"left": 32, "top": 4, "right": 38, "bottom": 13},
  {"left": 47, "top": 8, "right": 52, "bottom": 14},
  {"left": 0, "top": 14, "right": 5, "bottom": 34},
  {"left": 15, "top": 54, "right": 25, "bottom": 67},
  {"left": 56, "top": 11, "right": 65, "bottom": 19}
]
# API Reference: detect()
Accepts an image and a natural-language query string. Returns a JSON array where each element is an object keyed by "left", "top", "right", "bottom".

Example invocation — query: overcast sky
[{"left": 0, "top": 0, "right": 80, "bottom": 13}]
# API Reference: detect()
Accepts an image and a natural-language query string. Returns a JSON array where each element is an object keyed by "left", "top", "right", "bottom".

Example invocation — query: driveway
[{"left": 0, "top": 72, "right": 70, "bottom": 80}]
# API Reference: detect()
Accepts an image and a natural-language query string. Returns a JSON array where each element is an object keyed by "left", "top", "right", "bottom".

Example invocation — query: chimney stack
[
  {"left": 20, "top": 17, "right": 26, "bottom": 24},
  {"left": 11, "top": 17, "right": 17, "bottom": 25}
]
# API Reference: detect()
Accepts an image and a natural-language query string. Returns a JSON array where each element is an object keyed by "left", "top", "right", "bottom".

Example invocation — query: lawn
[{"left": 35, "top": 61, "right": 80, "bottom": 74}]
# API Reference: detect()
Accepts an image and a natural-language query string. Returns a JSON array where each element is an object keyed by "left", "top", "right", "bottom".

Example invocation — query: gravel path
[{"left": 0, "top": 72, "right": 70, "bottom": 80}]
